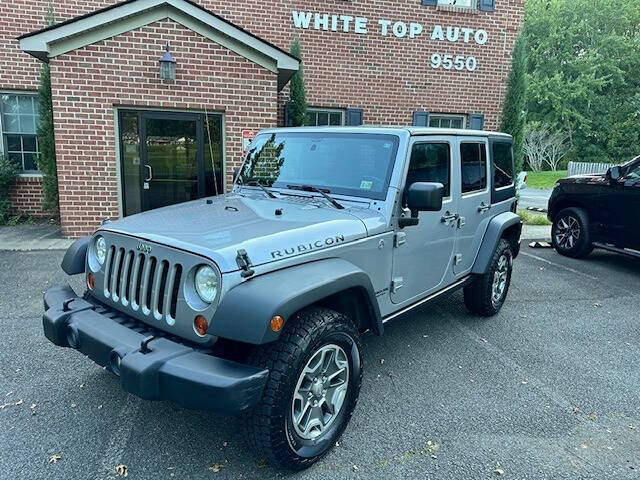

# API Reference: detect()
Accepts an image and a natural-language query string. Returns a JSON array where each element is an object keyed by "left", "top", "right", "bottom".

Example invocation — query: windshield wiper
[
  {"left": 287, "top": 184, "right": 345, "bottom": 210},
  {"left": 246, "top": 180, "right": 277, "bottom": 199}
]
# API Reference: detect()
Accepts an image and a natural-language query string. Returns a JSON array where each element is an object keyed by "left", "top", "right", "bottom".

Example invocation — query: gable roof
[{"left": 19, "top": 0, "right": 299, "bottom": 91}]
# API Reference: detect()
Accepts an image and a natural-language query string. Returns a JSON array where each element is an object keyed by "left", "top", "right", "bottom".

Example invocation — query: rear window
[
  {"left": 460, "top": 142, "right": 487, "bottom": 193},
  {"left": 492, "top": 142, "right": 514, "bottom": 189}
]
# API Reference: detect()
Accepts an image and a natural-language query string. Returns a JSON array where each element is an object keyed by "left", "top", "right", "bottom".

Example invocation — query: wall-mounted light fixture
[{"left": 159, "top": 42, "right": 176, "bottom": 82}]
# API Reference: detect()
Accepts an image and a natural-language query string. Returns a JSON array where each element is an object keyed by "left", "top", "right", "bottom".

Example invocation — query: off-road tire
[
  {"left": 464, "top": 238, "right": 513, "bottom": 317},
  {"left": 551, "top": 207, "right": 593, "bottom": 258},
  {"left": 242, "top": 306, "right": 363, "bottom": 470}
]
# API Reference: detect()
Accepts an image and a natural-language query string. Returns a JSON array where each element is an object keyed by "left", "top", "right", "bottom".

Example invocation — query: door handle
[
  {"left": 144, "top": 165, "right": 153, "bottom": 182},
  {"left": 441, "top": 211, "right": 458, "bottom": 226},
  {"left": 477, "top": 202, "right": 491, "bottom": 213}
]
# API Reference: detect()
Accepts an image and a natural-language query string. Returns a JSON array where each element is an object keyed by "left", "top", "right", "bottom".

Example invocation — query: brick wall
[
  {"left": 50, "top": 19, "right": 277, "bottom": 237},
  {"left": 8, "top": 176, "right": 56, "bottom": 217},
  {"left": 0, "top": 0, "right": 524, "bottom": 236}
]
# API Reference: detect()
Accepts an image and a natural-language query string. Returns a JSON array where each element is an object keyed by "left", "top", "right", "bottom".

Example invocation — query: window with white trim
[
  {"left": 437, "top": 0, "right": 476, "bottom": 9},
  {"left": 306, "top": 109, "right": 344, "bottom": 127},
  {"left": 428, "top": 114, "right": 466, "bottom": 129},
  {"left": 1, "top": 93, "right": 41, "bottom": 172}
]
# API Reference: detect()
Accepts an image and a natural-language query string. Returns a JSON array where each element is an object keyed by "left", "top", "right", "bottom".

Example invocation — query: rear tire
[
  {"left": 551, "top": 207, "right": 593, "bottom": 258},
  {"left": 242, "top": 307, "right": 362, "bottom": 470},
  {"left": 464, "top": 239, "right": 513, "bottom": 317}
]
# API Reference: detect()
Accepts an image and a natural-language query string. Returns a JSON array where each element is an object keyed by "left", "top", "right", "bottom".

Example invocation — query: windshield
[{"left": 237, "top": 132, "right": 400, "bottom": 200}]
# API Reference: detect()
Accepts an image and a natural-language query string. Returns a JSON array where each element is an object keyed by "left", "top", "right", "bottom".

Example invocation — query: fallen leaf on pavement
[
  {"left": 116, "top": 464, "right": 128, "bottom": 477},
  {"left": 494, "top": 467, "right": 504, "bottom": 475},
  {"left": 208, "top": 463, "right": 224, "bottom": 473},
  {"left": 49, "top": 455, "right": 62, "bottom": 464}
]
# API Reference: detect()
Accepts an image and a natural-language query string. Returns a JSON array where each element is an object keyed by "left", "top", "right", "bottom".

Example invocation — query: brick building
[{"left": 1, "top": 0, "right": 524, "bottom": 237}]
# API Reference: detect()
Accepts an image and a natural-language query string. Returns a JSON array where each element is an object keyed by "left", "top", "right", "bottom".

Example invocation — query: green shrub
[
  {"left": 288, "top": 36, "right": 308, "bottom": 127},
  {"left": 500, "top": 34, "right": 527, "bottom": 173},
  {"left": 0, "top": 156, "right": 18, "bottom": 223}
]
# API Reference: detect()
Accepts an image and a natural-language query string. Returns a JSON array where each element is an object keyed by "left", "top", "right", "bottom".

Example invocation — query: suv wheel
[
  {"left": 464, "top": 239, "right": 513, "bottom": 317},
  {"left": 243, "top": 307, "right": 362, "bottom": 470},
  {"left": 551, "top": 208, "right": 593, "bottom": 258}
]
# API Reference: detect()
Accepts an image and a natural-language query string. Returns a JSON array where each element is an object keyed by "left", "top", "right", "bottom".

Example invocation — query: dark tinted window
[
  {"left": 492, "top": 142, "right": 514, "bottom": 188},
  {"left": 406, "top": 143, "right": 450, "bottom": 197},
  {"left": 460, "top": 142, "right": 487, "bottom": 193}
]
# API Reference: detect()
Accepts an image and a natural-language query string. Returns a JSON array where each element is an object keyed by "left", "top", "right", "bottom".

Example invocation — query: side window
[
  {"left": 406, "top": 142, "right": 451, "bottom": 197},
  {"left": 492, "top": 142, "right": 514, "bottom": 188},
  {"left": 460, "top": 142, "right": 487, "bottom": 193}
]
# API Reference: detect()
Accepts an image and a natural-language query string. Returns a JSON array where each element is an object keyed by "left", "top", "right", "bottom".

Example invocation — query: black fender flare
[
  {"left": 208, "top": 258, "right": 382, "bottom": 345},
  {"left": 61, "top": 236, "right": 90, "bottom": 275},
  {"left": 472, "top": 212, "right": 522, "bottom": 275}
]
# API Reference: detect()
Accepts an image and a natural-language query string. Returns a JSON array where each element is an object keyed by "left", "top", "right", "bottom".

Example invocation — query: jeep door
[
  {"left": 391, "top": 137, "right": 458, "bottom": 304},
  {"left": 453, "top": 138, "right": 492, "bottom": 275}
]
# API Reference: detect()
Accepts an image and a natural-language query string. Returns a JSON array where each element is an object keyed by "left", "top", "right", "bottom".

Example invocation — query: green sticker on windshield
[{"left": 360, "top": 180, "right": 373, "bottom": 190}]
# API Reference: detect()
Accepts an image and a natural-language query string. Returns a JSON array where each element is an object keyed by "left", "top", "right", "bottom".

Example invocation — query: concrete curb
[{"left": 0, "top": 225, "right": 74, "bottom": 252}]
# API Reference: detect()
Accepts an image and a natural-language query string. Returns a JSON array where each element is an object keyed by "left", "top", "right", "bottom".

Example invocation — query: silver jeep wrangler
[{"left": 44, "top": 127, "right": 521, "bottom": 469}]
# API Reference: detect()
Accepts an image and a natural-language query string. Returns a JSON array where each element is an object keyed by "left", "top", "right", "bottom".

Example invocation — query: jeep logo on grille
[{"left": 136, "top": 242, "right": 152, "bottom": 254}]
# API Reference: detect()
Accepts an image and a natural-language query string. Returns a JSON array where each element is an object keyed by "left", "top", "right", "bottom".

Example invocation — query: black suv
[{"left": 548, "top": 156, "right": 640, "bottom": 259}]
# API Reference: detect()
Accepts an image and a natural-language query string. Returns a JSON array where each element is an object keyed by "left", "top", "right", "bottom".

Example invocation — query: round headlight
[
  {"left": 194, "top": 265, "right": 218, "bottom": 303},
  {"left": 95, "top": 236, "right": 107, "bottom": 265}
]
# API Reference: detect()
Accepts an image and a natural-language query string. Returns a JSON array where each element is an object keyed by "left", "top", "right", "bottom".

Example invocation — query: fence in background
[{"left": 568, "top": 161, "right": 612, "bottom": 177}]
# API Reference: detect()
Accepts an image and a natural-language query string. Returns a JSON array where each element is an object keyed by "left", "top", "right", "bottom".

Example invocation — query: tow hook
[{"left": 140, "top": 336, "right": 155, "bottom": 354}]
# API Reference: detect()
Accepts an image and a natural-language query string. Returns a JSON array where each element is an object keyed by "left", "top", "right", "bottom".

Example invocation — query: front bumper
[{"left": 43, "top": 284, "right": 268, "bottom": 414}]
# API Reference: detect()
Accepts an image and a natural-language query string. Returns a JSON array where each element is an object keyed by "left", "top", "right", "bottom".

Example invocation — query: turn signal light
[
  {"left": 87, "top": 273, "right": 95, "bottom": 290},
  {"left": 270, "top": 315, "right": 284, "bottom": 332},
  {"left": 194, "top": 315, "right": 208, "bottom": 336}
]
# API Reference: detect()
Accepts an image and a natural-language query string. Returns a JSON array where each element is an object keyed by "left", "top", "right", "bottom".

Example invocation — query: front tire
[
  {"left": 243, "top": 307, "right": 362, "bottom": 470},
  {"left": 464, "top": 238, "right": 514, "bottom": 317},
  {"left": 551, "top": 208, "right": 593, "bottom": 258}
]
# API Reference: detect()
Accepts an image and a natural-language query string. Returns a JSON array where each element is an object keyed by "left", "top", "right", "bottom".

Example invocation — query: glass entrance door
[{"left": 119, "top": 110, "right": 223, "bottom": 216}]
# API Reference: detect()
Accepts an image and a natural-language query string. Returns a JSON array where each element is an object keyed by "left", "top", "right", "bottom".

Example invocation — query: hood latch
[{"left": 236, "top": 249, "right": 255, "bottom": 279}]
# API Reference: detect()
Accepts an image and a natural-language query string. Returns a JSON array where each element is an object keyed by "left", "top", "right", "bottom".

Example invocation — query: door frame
[
  {"left": 454, "top": 136, "right": 492, "bottom": 276},
  {"left": 390, "top": 134, "right": 459, "bottom": 305},
  {"left": 115, "top": 107, "right": 225, "bottom": 217}
]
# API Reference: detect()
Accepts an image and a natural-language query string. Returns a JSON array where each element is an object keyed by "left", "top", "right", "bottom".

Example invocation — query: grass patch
[
  {"left": 526, "top": 170, "right": 567, "bottom": 189},
  {"left": 518, "top": 209, "right": 552, "bottom": 226}
]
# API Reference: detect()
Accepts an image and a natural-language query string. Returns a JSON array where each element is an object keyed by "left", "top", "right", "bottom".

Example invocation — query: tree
[
  {"left": 500, "top": 35, "right": 527, "bottom": 173},
  {"left": 37, "top": 3, "right": 57, "bottom": 211},
  {"left": 288, "top": 36, "right": 308, "bottom": 127},
  {"left": 545, "top": 131, "right": 570, "bottom": 171},
  {"left": 523, "top": 0, "right": 640, "bottom": 164},
  {"left": 523, "top": 123, "right": 549, "bottom": 172},
  {"left": 523, "top": 122, "right": 570, "bottom": 172}
]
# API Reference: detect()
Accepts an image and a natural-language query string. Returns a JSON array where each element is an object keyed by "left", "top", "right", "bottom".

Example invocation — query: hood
[
  {"left": 100, "top": 192, "right": 372, "bottom": 273},
  {"left": 558, "top": 173, "right": 607, "bottom": 185}
]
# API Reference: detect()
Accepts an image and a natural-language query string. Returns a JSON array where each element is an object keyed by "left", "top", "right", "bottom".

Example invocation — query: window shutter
[
  {"left": 346, "top": 109, "right": 364, "bottom": 126},
  {"left": 284, "top": 102, "right": 292, "bottom": 127},
  {"left": 412, "top": 111, "right": 429, "bottom": 127},
  {"left": 421, "top": 0, "right": 438, "bottom": 6},
  {"left": 478, "top": 0, "right": 495, "bottom": 12},
  {"left": 469, "top": 114, "right": 485, "bottom": 130}
]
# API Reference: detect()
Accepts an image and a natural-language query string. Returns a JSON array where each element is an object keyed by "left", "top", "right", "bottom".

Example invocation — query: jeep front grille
[{"left": 103, "top": 246, "right": 183, "bottom": 324}]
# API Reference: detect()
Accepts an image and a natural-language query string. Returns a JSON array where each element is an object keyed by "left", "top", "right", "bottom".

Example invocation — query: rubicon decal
[{"left": 271, "top": 235, "right": 346, "bottom": 259}]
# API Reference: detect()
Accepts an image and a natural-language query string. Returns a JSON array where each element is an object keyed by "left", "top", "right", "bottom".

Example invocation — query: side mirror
[
  {"left": 607, "top": 166, "right": 621, "bottom": 182},
  {"left": 399, "top": 182, "right": 444, "bottom": 228}
]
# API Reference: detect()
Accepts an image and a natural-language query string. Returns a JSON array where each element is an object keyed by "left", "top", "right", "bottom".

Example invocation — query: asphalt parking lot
[{"left": 1, "top": 246, "right": 639, "bottom": 480}]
